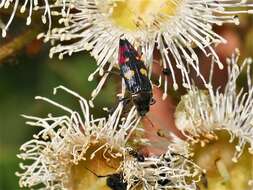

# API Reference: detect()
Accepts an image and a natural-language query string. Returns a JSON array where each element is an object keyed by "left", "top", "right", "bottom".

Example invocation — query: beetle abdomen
[
  {"left": 118, "top": 39, "right": 152, "bottom": 94},
  {"left": 120, "top": 60, "right": 151, "bottom": 94}
]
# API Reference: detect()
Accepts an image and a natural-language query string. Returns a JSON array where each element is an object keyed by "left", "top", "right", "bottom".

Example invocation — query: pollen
[{"left": 99, "top": 0, "right": 180, "bottom": 31}]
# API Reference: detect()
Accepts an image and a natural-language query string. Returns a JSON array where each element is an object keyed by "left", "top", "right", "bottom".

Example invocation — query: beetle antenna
[{"left": 85, "top": 167, "right": 107, "bottom": 178}]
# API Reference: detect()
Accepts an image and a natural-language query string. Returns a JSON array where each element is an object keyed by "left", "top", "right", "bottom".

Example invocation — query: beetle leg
[
  {"left": 107, "top": 97, "right": 131, "bottom": 115},
  {"left": 104, "top": 70, "right": 121, "bottom": 76},
  {"left": 120, "top": 97, "right": 131, "bottom": 107}
]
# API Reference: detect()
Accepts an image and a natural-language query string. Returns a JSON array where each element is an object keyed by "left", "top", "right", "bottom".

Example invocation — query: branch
[{"left": 0, "top": 27, "right": 42, "bottom": 63}]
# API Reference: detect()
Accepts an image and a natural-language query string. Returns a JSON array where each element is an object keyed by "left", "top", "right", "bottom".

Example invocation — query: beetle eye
[{"left": 150, "top": 98, "right": 156, "bottom": 105}]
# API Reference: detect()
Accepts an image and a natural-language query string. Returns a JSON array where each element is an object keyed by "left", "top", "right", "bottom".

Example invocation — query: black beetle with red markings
[{"left": 118, "top": 39, "right": 154, "bottom": 116}]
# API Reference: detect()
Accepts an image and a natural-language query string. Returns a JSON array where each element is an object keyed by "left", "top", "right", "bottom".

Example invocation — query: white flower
[
  {"left": 175, "top": 51, "right": 253, "bottom": 162},
  {"left": 175, "top": 89, "right": 217, "bottom": 143},
  {"left": 1, "top": 0, "right": 253, "bottom": 99},
  {"left": 122, "top": 135, "right": 203, "bottom": 190},
  {"left": 16, "top": 85, "right": 141, "bottom": 189}
]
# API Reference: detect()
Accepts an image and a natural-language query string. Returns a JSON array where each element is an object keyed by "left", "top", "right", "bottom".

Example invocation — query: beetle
[
  {"left": 118, "top": 39, "right": 154, "bottom": 116},
  {"left": 107, "top": 173, "right": 127, "bottom": 190},
  {"left": 85, "top": 167, "right": 127, "bottom": 190},
  {"left": 128, "top": 149, "right": 145, "bottom": 162}
]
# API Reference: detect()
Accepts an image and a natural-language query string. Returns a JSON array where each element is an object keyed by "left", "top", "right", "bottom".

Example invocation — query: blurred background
[{"left": 0, "top": 11, "right": 252, "bottom": 190}]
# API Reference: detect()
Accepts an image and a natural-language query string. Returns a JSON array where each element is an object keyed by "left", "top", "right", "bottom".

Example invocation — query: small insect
[
  {"left": 150, "top": 160, "right": 172, "bottom": 186},
  {"left": 157, "top": 173, "right": 172, "bottom": 186},
  {"left": 128, "top": 149, "right": 145, "bottom": 162},
  {"left": 107, "top": 173, "right": 127, "bottom": 190},
  {"left": 86, "top": 167, "right": 127, "bottom": 190},
  {"left": 118, "top": 39, "right": 154, "bottom": 116}
]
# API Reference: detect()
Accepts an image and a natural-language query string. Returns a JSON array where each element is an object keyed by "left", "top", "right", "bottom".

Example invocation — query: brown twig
[{"left": 0, "top": 27, "right": 42, "bottom": 63}]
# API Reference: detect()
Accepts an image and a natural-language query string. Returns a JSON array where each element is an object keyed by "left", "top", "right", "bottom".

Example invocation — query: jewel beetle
[{"left": 118, "top": 39, "right": 154, "bottom": 116}]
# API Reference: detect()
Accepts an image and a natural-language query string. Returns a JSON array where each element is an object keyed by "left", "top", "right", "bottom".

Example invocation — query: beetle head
[{"left": 132, "top": 91, "right": 152, "bottom": 116}]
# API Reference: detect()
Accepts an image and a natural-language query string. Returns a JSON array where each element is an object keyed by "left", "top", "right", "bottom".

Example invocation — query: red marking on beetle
[
  {"left": 119, "top": 45, "right": 128, "bottom": 65},
  {"left": 119, "top": 39, "right": 140, "bottom": 65}
]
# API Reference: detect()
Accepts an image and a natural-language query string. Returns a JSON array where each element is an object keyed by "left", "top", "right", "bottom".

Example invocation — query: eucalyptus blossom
[
  {"left": 16, "top": 85, "right": 141, "bottom": 189},
  {"left": 1, "top": 0, "right": 253, "bottom": 99},
  {"left": 122, "top": 135, "right": 203, "bottom": 190},
  {"left": 175, "top": 51, "right": 253, "bottom": 162}
]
